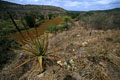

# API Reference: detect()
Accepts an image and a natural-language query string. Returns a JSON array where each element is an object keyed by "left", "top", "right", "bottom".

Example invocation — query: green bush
[
  {"left": 113, "top": 14, "right": 120, "bottom": 29},
  {"left": 36, "top": 14, "right": 45, "bottom": 26},
  {"left": 63, "top": 16, "right": 73, "bottom": 24},
  {"left": 60, "top": 22, "right": 70, "bottom": 30},
  {"left": 24, "top": 15, "right": 35, "bottom": 28},
  {"left": 78, "top": 12, "right": 120, "bottom": 30},
  {"left": 46, "top": 16, "right": 73, "bottom": 33},
  {"left": 61, "top": 16, "right": 73, "bottom": 29},
  {"left": 91, "top": 14, "right": 108, "bottom": 29},
  {"left": 80, "top": 13, "right": 111, "bottom": 29},
  {"left": 0, "top": 36, "right": 19, "bottom": 68},
  {"left": 48, "top": 12, "right": 54, "bottom": 19},
  {"left": 0, "top": 20, "right": 26, "bottom": 36},
  {"left": 46, "top": 24, "right": 59, "bottom": 33},
  {"left": 36, "top": 19, "right": 45, "bottom": 27},
  {"left": 66, "top": 12, "right": 80, "bottom": 19}
]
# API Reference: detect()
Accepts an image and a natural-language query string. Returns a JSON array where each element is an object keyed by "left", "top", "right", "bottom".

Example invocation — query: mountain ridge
[{"left": 0, "top": 0, "right": 67, "bottom": 16}]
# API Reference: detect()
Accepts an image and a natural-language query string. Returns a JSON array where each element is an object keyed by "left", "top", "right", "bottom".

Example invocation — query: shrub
[
  {"left": 79, "top": 12, "right": 120, "bottom": 30},
  {"left": 63, "top": 16, "right": 73, "bottom": 24},
  {"left": 46, "top": 16, "right": 73, "bottom": 33},
  {"left": 60, "top": 22, "right": 70, "bottom": 30},
  {"left": 113, "top": 14, "right": 120, "bottom": 29},
  {"left": 0, "top": 36, "right": 18, "bottom": 68},
  {"left": 48, "top": 12, "right": 54, "bottom": 19},
  {"left": 80, "top": 13, "right": 110, "bottom": 29},
  {"left": 91, "top": 14, "right": 108, "bottom": 29},
  {"left": 46, "top": 20, "right": 72, "bottom": 33},
  {"left": 66, "top": 12, "right": 80, "bottom": 19},
  {"left": 61, "top": 16, "right": 73, "bottom": 30},
  {"left": 46, "top": 24, "right": 59, "bottom": 33},
  {"left": 35, "top": 14, "right": 45, "bottom": 26},
  {"left": 24, "top": 15, "right": 35, "bottom": 28},
  {"left": 36, "top": 19, "right": 45, "bottom": 27}
]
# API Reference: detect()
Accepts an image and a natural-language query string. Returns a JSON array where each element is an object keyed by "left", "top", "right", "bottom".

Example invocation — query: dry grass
[
  {"left": 17, "top": 21, "right": 120, "bottom": 80},
  {"left": 2, "top": 11, "right": 120, "bottom": 80}
]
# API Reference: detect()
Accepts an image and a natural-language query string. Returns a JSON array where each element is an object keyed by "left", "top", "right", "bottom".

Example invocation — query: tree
[{"left": 24, "top": 15, "right": 35, "bottom": 28}]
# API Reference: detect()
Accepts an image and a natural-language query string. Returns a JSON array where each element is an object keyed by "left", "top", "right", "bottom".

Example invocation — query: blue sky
[{"left": 3, "top": 0, "right": 120, "bottom": 11}]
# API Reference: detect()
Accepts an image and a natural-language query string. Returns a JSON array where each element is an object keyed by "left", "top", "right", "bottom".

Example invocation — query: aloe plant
[{"left": 7, "top": 11, "right": 48, "bottom": 73}]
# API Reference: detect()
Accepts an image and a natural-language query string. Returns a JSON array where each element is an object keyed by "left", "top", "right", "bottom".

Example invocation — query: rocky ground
[{"left": 0, "top": 21, "right": 120, "bottom": 80}]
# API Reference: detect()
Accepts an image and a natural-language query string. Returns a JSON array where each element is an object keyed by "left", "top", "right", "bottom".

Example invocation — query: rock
[
  {"left": 64, "top": 61, "right": 68, "bottom": 66},
  {"left": 73, "top": 72, "right": 82, "bottom": 79},
  {"left": 37, "top": 73, "right": 44, "bottom": 78},
  {"left": 82, "top": 42, "right": 88, "bottom": 47},
  {"left": 57, "top": 61, "right": 63, "bottom": 66},
  {"left": 69, "top": 59, "right": 74, "bottom": 64}
]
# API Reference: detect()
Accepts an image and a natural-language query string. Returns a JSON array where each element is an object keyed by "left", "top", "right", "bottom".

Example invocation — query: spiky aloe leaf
[
  {"left": 6, "top": 10, "right": 26, "bottom": 41},
  {"left": 20, "top": 47, "right": 38, "bottom": 56},
  {"left": 38, "top": 56, "right": 43, "bottom": 72},
  {"left": 21, "top": 20, "right": 33, "bottom": 42},
  {"left": 43, "top": 34, "right": 49, "bottom": 55},
  {"left": 15, "top": 57, "right": 35, "bottom": 70}
]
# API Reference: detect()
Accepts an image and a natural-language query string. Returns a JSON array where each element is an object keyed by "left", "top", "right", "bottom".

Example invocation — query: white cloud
[
  {"left": 97, "top": 0, "right": 112, "bottom": 5},
  {"left": 4, "top": 0, "right": 120, "bottom": 11}
]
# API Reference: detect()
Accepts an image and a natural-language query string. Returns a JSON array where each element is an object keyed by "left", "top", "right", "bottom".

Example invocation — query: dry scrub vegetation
[
  {"left": 16, "top": 21, "right": 120, "bottom": 80},
  {"left": 0, "top": 11, "right": 120, "bottom": 80}
]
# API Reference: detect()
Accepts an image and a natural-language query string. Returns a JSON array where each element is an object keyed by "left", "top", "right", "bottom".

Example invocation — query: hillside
[{"left": 0, "top": 0, "right": 66, "bottom": 17}]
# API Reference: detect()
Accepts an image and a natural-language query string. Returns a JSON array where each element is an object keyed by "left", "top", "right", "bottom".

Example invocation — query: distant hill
[
  {"left": 69, "top": 8, "right": 120, "bottom": 13},
  {"left": 0, "top": 0, "right": 66, "bottom": 17}
]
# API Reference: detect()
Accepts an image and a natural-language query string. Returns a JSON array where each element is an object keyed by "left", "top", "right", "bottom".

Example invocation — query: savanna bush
[
  {"left": 90, "top": 13, "right": 108, "bottom": 29},
  {"left": 46, "top": 16, "right": 73, "bottom": 33},
  {"left": 79, "top": 12, "right": 120, "bottom": 30},
  {"left": 24, "top": 15, "right": 35, "bottom": 28},
  {"left": 46, "top": 24, "right": 59, "bottom": 33},
  {"left": 63, "top": 16, "right": 73, "bottom": 26},
  {"left": 66, "top": 12, "right": 80, "bottom": 19},
  {"left": 113, "top": 14, "right": 120, "bottom": 29}
]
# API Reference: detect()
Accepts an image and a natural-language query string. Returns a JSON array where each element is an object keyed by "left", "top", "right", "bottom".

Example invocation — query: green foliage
[
  {"left": 24, "top": 15, "right": 35, "bottom": 28},
  {"left": 62, "top": 16, "right": 73, "bottom": 29},
  {"left": 36, "top": 14, "right": 45, "bottom": 26},
  {"left": 39, "top": 14, "right": 45, "bottom": 20},
  {"left": 36, "top": 19, "right": 45, "bottom": 27},
  {"left": 85, "top": 12, "right": 94, "bottom": 16},
  {"left": 66, "top": 12, "right": 80, "bottom": 19},
  {"left": 113, "top": 14, "right": 120, "bottom": 28},
  {"left": 0, "top": 20, "right": 25, "bottom": 36},
  {"left": 46, "top": 24, "right": 59, "bottom": 33},
  {"left": 63, "top": 16, "right": 73, "bottom": 23},
  {"left": 46, "top": 16, "right": 73, "bottom": 33},
  {"left": 2, "top": 14, "right": 10, "bottom": 21},
  {"left": 90, "top": 14, "right": 108, "bottom": 29},
  {"left": 48, "top": 12, "right": 54, "bottom": 19},
  {"left": 0, "top": 37, "right": 18, "bottom": 51},
  {"left": 48, "top": 12, "right": 58, "bottom": 19},
  {"left": 78, "top": 12, "right": 120, "bottom": 30},
  {"left": 0, "top": 36, "right": 18, "bottom": 68},
  {"left": 60, "top": 22, "right": 71, "bottom": 30}
]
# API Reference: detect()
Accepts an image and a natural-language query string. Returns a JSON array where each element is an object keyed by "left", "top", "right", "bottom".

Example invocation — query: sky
[{"left": 3, "top": 0, "right": 120, "bottom": 11}]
